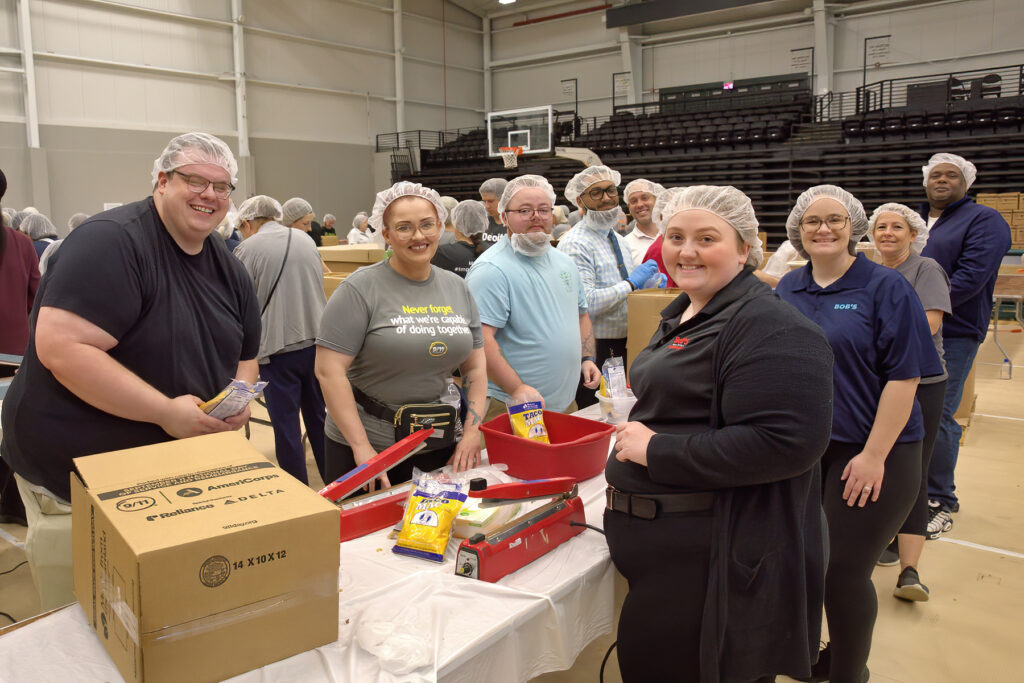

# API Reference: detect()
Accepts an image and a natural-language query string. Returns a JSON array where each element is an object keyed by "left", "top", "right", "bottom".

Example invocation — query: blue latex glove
[{"left": 627, "top": 259, "right": 661, "bottom": 290}]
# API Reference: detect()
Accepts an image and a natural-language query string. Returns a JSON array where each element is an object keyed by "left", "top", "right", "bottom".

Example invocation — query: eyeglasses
[
  {"left": 507, "top": 207, "right": 553, "bottom": 219},
  {"left": 586, "top": 185, "right": 619, "bottom": 201},
  {"left": 171, "top": 170, "right": 234, "bottom": 199},
  {"left": 800, "top": 215, "right": 849, "bottom": 232},
  {"left": 391, "top": 220, "right": 440, "bottom": 238}
]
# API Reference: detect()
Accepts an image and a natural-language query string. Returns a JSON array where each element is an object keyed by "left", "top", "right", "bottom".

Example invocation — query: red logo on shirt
[{"left": 668, "top": 336, "right": 690, "bottom": 350}]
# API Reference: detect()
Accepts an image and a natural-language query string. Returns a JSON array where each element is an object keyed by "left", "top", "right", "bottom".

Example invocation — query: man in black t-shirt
[{"left": 0, "top": 132, "right": 261, "bottom": 610}]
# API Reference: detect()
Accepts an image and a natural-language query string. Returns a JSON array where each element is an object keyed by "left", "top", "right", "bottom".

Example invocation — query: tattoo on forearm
[
  {"left": 582, "top": 330, "right": 596, "bottom": 357},
  {"left": 463, "top": 377, "right": 484, "bottom": 427}
]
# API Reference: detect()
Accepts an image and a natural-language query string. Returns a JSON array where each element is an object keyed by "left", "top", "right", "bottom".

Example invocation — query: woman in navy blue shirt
[{"left": 777, "top": 185, "right": 942, "bottom": 683}]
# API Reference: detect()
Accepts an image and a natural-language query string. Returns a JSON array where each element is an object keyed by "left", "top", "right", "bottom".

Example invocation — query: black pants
[
  {"left": 260, "top": 346, "right": 327, "bottom": 485},
  {"left": 575, "top": 337, "right": 627, "bottom": 409},
  {"left": 604, "top": 507, "right": 713, "bottom": 682},
  {"left": 821, "top": 439, "right": 920, "bottom": 683},
  {"left": 900, "top": 381, "right": 946, "bottom": 536},
  {"left": 323, "top": 436, "right": 454, "bottom": 488}
]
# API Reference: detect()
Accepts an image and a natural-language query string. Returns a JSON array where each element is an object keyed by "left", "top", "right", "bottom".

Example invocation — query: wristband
[{"left": 581, "top": 356, "right": 597, "bottom": 364}]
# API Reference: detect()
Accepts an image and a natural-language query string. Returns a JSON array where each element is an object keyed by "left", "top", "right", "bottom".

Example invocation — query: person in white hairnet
[
  {"left": 316, "top": 181, "right": 487, "bottom": 490},
  {"left": 1, "top": 132, "right": 260, "bottom": 611},
  {"left": 322, "top": 213, "right": 336, "bottom": 235},
  {"left": 38, "top": 212, "right": 96, "bottom": 276},
  {"left": 437, "top": 195, "right": 459, "bottom": 246},
  {"left": 478, "top": 177, "right": 509, "bottom": 250},
  {"left": 558, "top": 165, "right": 665, "bottom": 408},
  {"left": 22, "top": 213, "right": 58, "bottom": 261},
  {"left": 865, "top": 202, "right": 950, "bottom": 602},
  {"left": 776, "top": 185, "right": 941, "bottom": 683},
  {"left": 346, "top": 211, "right": 370, "bottom": 244},
  {"left": 915, "top": 153, "right": 1010, "bottom": 536},
  {"left": 432, "top": 199, "right": 487, "bottom": 277},
  {"left": 66, "top": 212, "right": 89, "bottom": 233},
  {"left": 234, "top": 195, "right": 328, "bottom": 486},
  {"left": 466, "top": 174, "right": 600, "bottom": 422},
  {"left": 607, "top": 184, "right": 833, "bottom": 683},
  {"left": 622, "top": 178, "right": 666, "bottom": 265}
]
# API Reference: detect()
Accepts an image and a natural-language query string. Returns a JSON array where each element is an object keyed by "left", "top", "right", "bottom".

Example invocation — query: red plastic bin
[{"left": 481, "top": 410, "right": 615, "bottom": 482}]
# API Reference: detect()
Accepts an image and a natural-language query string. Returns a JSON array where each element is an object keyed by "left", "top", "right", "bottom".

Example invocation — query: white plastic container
[{"left": 595, "top": 390, "right": 637, "bottom": 425}]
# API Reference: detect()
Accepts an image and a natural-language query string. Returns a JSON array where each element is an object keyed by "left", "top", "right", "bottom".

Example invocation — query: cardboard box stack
[
  {"left": 626, "top": 288, "right": 682, "bottom": 372},
  {"left": 323, "top": 273, "right": 346, "bottom": 300},
  {"left": 318, "top": 244, "right": 385, "bottom": 275},
  {"left": 976, "top": 192, "right": 1024, "bottom": 248},
  {"left": 71, "top": 432, "right": 340, "bottom": 683}
]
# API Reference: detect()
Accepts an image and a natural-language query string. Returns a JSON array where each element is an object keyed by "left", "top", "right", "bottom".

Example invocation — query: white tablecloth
[{"left": 0, "top": 406, "right": 616, "bottom": 683}]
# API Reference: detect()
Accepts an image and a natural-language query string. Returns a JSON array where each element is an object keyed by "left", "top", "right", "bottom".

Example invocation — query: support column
[
  {"left": 619, "top": 28, "right": 642, "bottom": 105},
  {"left": 812, "top": 0, "right": 834, "bottom": 96},
  {"left": 393, "top": 0, "right": 405, "bottom": 132},
  {"left": 483, "top": 16, "right": 492, "bottom": 113},
  {"left": 16, "top": 0, "right": 39, "bottom": 149},
  {"left": 231, "top": 0, "right": 254, "bottom": 197}
]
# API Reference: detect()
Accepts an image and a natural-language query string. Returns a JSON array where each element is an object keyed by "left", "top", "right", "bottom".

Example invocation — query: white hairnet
[
  {"left": 22, "top": 206, "right": 38, "bottom": 214},
  {"left": 440, "top": 196, "right": 459, "bottom": 225},
  {"left": 281, "top": 198, "right": 313, "bottom": 226},
  {"left": 867, "top": 203, "right": 930, "bottom": 254},
  {"left": 922, "top": 153, "right": 977, "bottom": 190},
  {"left": 369, "top": 181, "right": 447, "bottom": 233},
  {"left": 567, "top": 210, "right": 582, "bottom": 227},
  {"left": 237, "top": 195, "right": 283, "bottom": 223},
  {"left": 552, "top": 206, "right": 567, "bottom": 224},
  {"left": 67, "top": 213, "right": 89, "bottom": 231},
  {"left": 352, "top": 211, "right": 368, "bottom": 230},
  {"left": 450, "top": 200, "right": 489, "bottom": 237},
  {"left": 653, "top": 185, "right": 763, "bottom": 268},
  {"left": 786, "top": 185, "right": 869, "bottom": 259},
  {"left": 151, "top": 132, "right": 238, "bottom": 186},
  {"left": 323, "top": 213, "right": 336, "bottom": 223},
  {"left": 623, "top": 178, "right": 666, "bottom": 204},
  {"left": 478, "top": 178, "right": 508, "bottom": 198},
  {"left": 497, "top": 174, "right": 557, "bottom": 215},
  {"left": 564, "top": 165, "right": 622, "bottom": 207},
  {"left": 216, "top": 199, "right": 238, "bottom": 239},
  {"left": 22, "top": 213, "right": 58, "bottom": 241},
  {"left": 11, "top": 211, "right": 28, "bottom": 230}
]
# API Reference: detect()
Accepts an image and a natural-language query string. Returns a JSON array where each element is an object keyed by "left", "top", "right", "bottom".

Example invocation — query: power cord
[
  {"left": 599, "top": 641, "right": 617, "bottom": 682},
  {"left": 0, "top": 611, "right": 15, "bottom": 624},
  {"left": 569, "top": 521, "right": 606, "bottom": 536},
  {"left": 0, "top": 560, "right": 27, "bottom": 576}
]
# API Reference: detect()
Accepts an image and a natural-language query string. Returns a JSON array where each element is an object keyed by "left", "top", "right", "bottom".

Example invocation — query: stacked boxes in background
[{"left": 976, "top": 192, "right": 1024, "bottom": 248}]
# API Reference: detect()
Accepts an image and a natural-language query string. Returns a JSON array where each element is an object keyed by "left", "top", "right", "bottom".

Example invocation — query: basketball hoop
[{"left": 499, "top": 146, "right": 523, "bottom": 169}]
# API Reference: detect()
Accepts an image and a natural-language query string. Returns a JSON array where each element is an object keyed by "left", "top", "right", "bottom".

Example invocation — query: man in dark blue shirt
[{"left": 918, "top": 153, "right": 1011, "bottom": 537}]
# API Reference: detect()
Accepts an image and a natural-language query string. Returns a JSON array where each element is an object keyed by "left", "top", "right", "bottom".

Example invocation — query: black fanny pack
[{"left": 350, "top": 385, "right": 457, "bottom": 449}]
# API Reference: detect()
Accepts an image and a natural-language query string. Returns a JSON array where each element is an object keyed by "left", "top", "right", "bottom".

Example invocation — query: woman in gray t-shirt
[
  {"left": 315, "top": 182, "right": 487, "bottom": 490},
  {"left": 870, "top": 202, "right": 951, "bottom": 602}
]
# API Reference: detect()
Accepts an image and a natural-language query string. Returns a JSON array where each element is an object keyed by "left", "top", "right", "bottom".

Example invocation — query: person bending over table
[
  {"left": 607, "top": 185, "right": 834, "bottom": 683},
  {"left": 777, "top": 185, "right": 941, "bottom": 683},
  {"left": 315, "top": 182, "right": 487, "bottom": 490}
]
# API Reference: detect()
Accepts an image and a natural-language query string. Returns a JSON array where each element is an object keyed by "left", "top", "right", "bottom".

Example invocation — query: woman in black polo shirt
[{"left": 606, "top": 185, "right": 835, "bottom": 683}]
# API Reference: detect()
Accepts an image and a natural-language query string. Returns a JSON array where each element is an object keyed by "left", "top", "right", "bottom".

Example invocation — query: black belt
[{"left": 605, "top": 486, "right": 714, "bottom": 520}]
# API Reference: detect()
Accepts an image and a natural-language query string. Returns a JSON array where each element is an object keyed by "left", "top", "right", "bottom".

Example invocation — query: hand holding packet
[{"left": 200, "top": 379, "right": 268, "bottom": 420}]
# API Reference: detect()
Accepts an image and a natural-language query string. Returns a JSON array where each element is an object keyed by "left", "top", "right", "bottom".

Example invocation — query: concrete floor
[{"left": 1, "top": 327, "right": 1022, "bottom": 682}]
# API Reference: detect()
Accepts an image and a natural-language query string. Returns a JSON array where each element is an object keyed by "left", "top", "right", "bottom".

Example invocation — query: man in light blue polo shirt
[{"left": 466, "top": 175, "right": 601, "bottom": 419}]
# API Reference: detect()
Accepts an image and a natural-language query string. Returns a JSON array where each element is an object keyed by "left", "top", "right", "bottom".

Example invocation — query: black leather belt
[{"left": 605, "top": 486, "right": 714, "bottom": 520}]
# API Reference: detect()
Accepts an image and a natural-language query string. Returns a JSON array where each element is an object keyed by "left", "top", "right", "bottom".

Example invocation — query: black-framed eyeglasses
[
  {"left": 171, "top": 170, "right": 234, "bottom": 199},
  {"left": 586, "top": 185, "right": 619, "bottom": 201},
  {"left": 800, "top": 215, "right": 849, "bottom": 232}
]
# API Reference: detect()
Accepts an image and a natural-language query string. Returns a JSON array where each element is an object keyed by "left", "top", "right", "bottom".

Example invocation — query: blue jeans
[
  {"left": 260, "top": 345, "right": 327, "bottom": 485},
  {"left": 927, "top": 336, "right": 980, "bottom": 510}
]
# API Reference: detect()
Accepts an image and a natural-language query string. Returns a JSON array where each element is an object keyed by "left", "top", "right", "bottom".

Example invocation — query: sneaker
[
  {"left": 926, "top": 502, "right": 953, "bottom": 540},
  {"left": 894, "top": 566, "right": 930, "bottom": 602},
  {"left": 951, "top": 501, "right": 960, "bottom": 513},
  {"left": 877, "top": 538, "right": 899, "bottom": 567},
  {"left": 792, "top": 645, "right": 869, "bottom": 682}
]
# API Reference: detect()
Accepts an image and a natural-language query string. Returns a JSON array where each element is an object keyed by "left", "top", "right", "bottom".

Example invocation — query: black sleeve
[
  {"left": 235, "top": 262, "right": 261, "bottom": 361},
  {"left": 646, "top": 308, "right": 835, "bottom": 489},
  {"left": 40, "top": 220, "right": 145, "bottom": 341}
]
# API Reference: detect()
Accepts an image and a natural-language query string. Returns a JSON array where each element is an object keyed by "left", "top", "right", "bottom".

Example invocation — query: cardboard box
[
  {"left": 71, "top": 432, "right": 339, "bottom": 683},
  {"left": 318, "top": 244, "right": 385, "bottom": 275},
  {"left": 626, "top": 288, "right": 683, "bottom": 372},
  {"left": 1019, "top": 194, "right": 1024, "bottom": 211},
  {"left": 992, "top": 193, "right": 1019, "bottom": 212},
  {"left": 1011, "top": 211, "right": 1024, "bottom": 227},
  {"left": 954, "top": 359, "right": 976, "bottom": 421},
  {"left": 320, "top": 235, "right": 339, "bottom": 246},
  {"left": 323, "top": 273, "right": 347, "bottom": 300},
  {"left": 1000, "top": 211, "right": 1014, "bottom": 226},
  {"left": 975, "top": 193, "right": 998, "bottom": 209}
]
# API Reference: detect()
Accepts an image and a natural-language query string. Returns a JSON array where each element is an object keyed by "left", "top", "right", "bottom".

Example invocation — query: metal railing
[
  {"left": 375, "top": 127, "right": 484, "bottom": 152},
  {"left": 814, "top": 63, "right": 1024, "bottom": 121}
]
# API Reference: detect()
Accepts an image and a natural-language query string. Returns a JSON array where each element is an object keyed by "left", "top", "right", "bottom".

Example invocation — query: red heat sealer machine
[
  {"left": 318, "top": 429, "right": 432, "bottom": 543},
  {"left": 454, "top": 476, "right": 586, "bottom": 583}
]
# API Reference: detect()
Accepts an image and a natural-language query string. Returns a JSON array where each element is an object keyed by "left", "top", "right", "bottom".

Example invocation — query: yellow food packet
[
  {"left": 507, "top": 401, "right": 550, "bottom": 443},
  {"left": 392, "top": 474, "right": 468, "bottom": 563}
]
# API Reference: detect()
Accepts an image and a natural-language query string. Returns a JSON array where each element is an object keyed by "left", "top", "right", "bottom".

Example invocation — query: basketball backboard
[{"left": 487, "top": 105, "right": 553, "bottom": 157}]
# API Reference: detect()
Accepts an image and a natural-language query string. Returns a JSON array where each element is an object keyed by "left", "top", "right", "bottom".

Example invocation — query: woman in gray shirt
[
  {"left": 315, "top": 182, "right": 487, "bottom": 490},
  {"left": 870, "top": 202, "right": 951, "bottom": 602}
]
